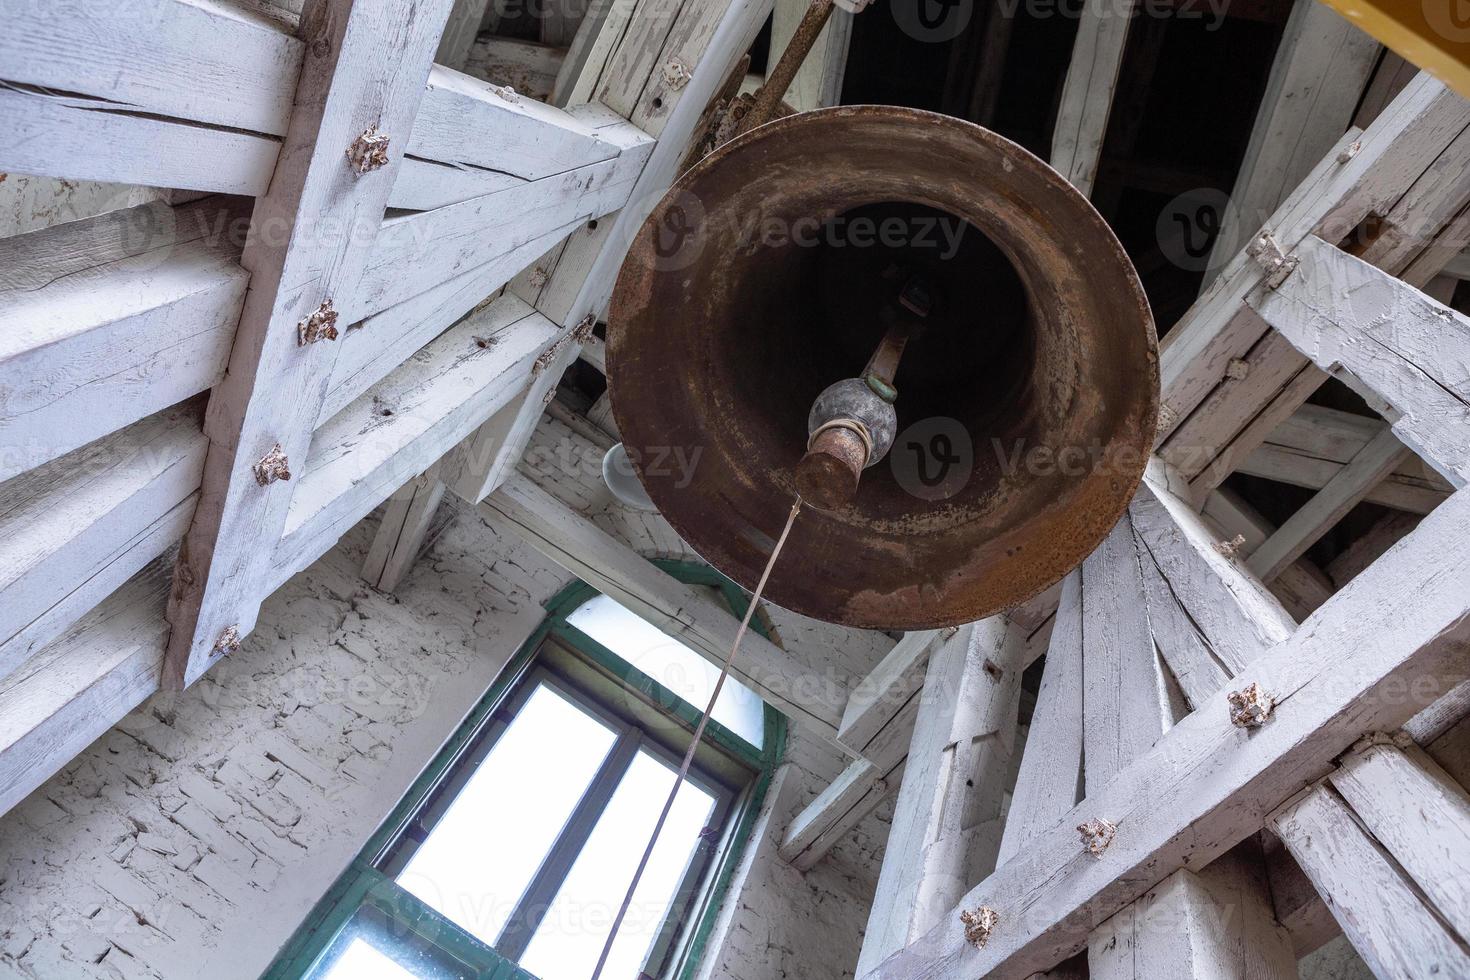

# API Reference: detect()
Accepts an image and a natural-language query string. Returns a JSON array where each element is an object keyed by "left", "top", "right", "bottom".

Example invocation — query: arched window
[{"left": 269, "top": 561, "right": 785, "bottom": 980}]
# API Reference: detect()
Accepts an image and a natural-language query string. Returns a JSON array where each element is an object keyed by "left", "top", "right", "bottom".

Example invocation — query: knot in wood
[
  {"left": 1077, "top": 817, "right": 1116, "bottom": 856},
  {"left": 214, "top": 625, "right": 242, "bottom": 656},
  {"left": 662, "top": 56, "right": 694, "bottom": 90},
  {"left": 959, "top": 906, "right": 999, "bottom": 949},
  {"left": 1227, "top": 682, "right": 1274, "bottom": 728},
  {"left": 347, "top": 127, "right": 392, "bottom": 175},
  {"left": 1224, "top": 357, "right": 1250, "bottom": 381},
  {"left": 297, "top": 300, "right": 340, "bottom": 345},
  {"left": 1212, "top": 534, "right": 1246, "bottom": 559},
  {"left": 253, "top": 444, "right": 292, "bottom": 486}
]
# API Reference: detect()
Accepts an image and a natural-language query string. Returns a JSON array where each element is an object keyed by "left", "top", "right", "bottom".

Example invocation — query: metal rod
[{"left": 734, "top": 0, "right": 836, "bottom": 137}]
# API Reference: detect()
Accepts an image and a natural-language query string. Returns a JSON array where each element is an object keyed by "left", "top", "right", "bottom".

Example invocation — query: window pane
[
  {"left": 307, "top": 905, "right": 473, "bottom": 980},
  {"left": 567, "top": 594, "right": 766, "bottom": 746},
  {"left": 519, "top": 750, "right": 717, "bottom": 980},
  {"left": 395, "top": 684, "right": 616, "bottom": 946}
]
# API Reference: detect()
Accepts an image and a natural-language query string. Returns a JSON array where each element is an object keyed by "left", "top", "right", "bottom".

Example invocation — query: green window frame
[{"left": 265, "top": 561, "right": 787, "bottom": 980}]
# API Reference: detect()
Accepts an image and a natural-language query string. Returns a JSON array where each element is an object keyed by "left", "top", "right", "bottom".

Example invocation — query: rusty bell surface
[{"left": 607, "top": 105, "right": 1158, "bottom": 631}]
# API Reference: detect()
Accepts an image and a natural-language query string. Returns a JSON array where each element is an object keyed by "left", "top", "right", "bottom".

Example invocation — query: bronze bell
[{"left": 607, "top": 105, "right": 1158, "bottom": 631}]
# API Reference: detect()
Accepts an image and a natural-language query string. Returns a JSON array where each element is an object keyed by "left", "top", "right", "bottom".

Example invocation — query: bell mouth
[{"left": 608, "top": 105, "right": 1158, "bottom": 630}]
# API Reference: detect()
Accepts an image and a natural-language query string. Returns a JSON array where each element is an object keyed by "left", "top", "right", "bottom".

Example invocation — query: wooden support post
[
  {"left": 862, "top": 484, "right": 1470, "bottom": 980},
  {"left": 164, "top": 0, "right": 456, "bottom": 689},
  {"left": 996, "top": 572, "right": 1083, "bottom": 864},
  {"left": 437, "top": 0, "right": 493, "bottom": 69},
  {"left": 1269, "top": 779, "right": 1470, "bottom": 978},
  {"left": 1080, "top": 514, "right": 1171, "bottom": 797},
  {"left": 1079, "top": 515, "right": 1295, "bottom": 980},
  {"left": 855, "top": 619, "right": 1028, "bottom": 978},
  {"left": 362, "top": 464, "right": 449, "bottom": 593},
  {"left": 1089, "top": 845, "right": 1296, "bottom": 980},
  {"left": 1050, "top": 0, "right": 1134, "bottom": 196}
]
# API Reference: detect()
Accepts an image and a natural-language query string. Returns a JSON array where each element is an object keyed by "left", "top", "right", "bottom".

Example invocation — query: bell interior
[
  {"left": 731, "top": 198, "right": 1033, "bottom": 524},
  {"left": 608, "top": 106, "right": 1157, "bottom": 629}
]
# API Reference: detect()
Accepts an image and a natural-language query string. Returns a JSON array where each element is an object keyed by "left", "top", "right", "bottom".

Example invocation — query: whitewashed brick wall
[{"left": 0, "top": 415, "right": 893, "bottom": 980}]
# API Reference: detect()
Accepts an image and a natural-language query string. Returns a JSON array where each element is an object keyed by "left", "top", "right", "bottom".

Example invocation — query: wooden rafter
[{"left": 161, "top": 0, "right": 461, "bottom": 688}]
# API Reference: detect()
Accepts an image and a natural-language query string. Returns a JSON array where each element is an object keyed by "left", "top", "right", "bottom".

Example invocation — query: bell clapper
[{"left": 795, "top": 274, "right": 932, "bottom": 510}]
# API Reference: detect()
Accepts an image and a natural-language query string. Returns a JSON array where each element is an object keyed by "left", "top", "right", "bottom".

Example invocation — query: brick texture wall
[{"left": 0, "top": 415, "right": 893, "bottom": 980}]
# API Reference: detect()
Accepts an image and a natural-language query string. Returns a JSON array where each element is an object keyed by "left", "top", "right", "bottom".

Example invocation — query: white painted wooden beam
[
  {"left": 1076, "top": 515, "right": 1295, "bottom": 980},
  {"left": 164, "top": 0, "right": 458, "bottom": 689},
  {"left": 0, "top": 405, "right": 204, "bottom": 681},
  {"left": 1204, "top": 0, "right": 1380, "bottom": 273},
  {"left": 1090, "top": 846, "right": 1295, "bottom": 980},
  {"left": 1269, "top": 780, "right": 1470, "bottom": 978},
  {"left": 856, "top": 620, "right": 1027, "bottom": 977},
  {"left": 1237, "top": 404, "right": 1454, "bottom": 515},
  {"left": 437, "top": 0, "right": 492, "bottom": 69},
  {"left": 362, "top": 466, "right": 451, "bottom": 594},
  {"left": 779, "top": 757, "right": 888, "bottom": 867},
  {"left": 1262, "top": 834, "right": 1342, "bottom": 956},
  {"left": 1247, "top": 427, "right": 1412, "bottom": 583},
  {"left": 837, "top": 630, "right": 945, "bottom": 758},
  {"left": 0, "top": 198, "right": 250, "bottom": 482},
  {"left": 273, "top": 299, "right": 561, "bottom": 590},
  {"left": 861, "top": 485, "right": 1470, "bottom": 980},
  {"left": 997, "top": 572, "right": 1082, "bottom": 864},
  {"left": 1330, "top": 738, "right": 1470, "bottom": 940},
  {"left": 1247, "top": 235, "right": 1470, "bottom": 487},
  {"left": 0, "top": 137, "right": 646, "bottom": 484},
  {"left": 1131, "top": 467, "right": 1296, "bottom": 673},
  {"left": 0, "top": 1, "right": 642, "bottom": 210},
  {"left": 0, "top": 0, "right": 304, "bottom": 137},
  {"left": 1081, "top": 515, "right": 1171, "bottom": 794},
  {"left": 1133, "top": 548, "right": 1229, "bottom": 711},
  {"left": 1157, "top": 73, "right": 1470, "bottom": 442},
  {"left": 450, "top": 0, "right": 773, "bottom": 508},
  {"left": 0, "top": 557, "right": 171, "bottom": 818},
  {"left": 483, "top": 472, "right": 849, "bottom": 738},
  {"left": 1049, "top": 0, "right": 1133, "bottom": 196},
  {"left": 787, "top": 615, "right": 1053, "bottom": 872},
  {"left": 1161, "top": 76, "right": 1470, "bottom": 494}
]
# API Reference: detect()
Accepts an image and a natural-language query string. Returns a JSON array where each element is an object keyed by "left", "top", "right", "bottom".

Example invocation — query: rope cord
[{"left": 590, "top": 497, "right": 804, "bottom": 980}]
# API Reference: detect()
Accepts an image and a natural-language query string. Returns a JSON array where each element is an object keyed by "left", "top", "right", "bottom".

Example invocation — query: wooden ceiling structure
[{"left": 3, "top": 1, "right": 1470, "bottom": 978}]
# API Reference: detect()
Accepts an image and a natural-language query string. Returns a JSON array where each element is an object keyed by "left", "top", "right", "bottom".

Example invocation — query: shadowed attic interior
[{"left": 2, "top": 0, "right": 1470, "bottom": 978}]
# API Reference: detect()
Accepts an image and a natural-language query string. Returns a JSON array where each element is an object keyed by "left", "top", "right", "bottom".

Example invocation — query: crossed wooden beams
[
  {"left": 0, "top": 0, "right": 771, "bottom": 815},
  {"left": 847, "top": 76, "right": 1470, "bottom": 980}
]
